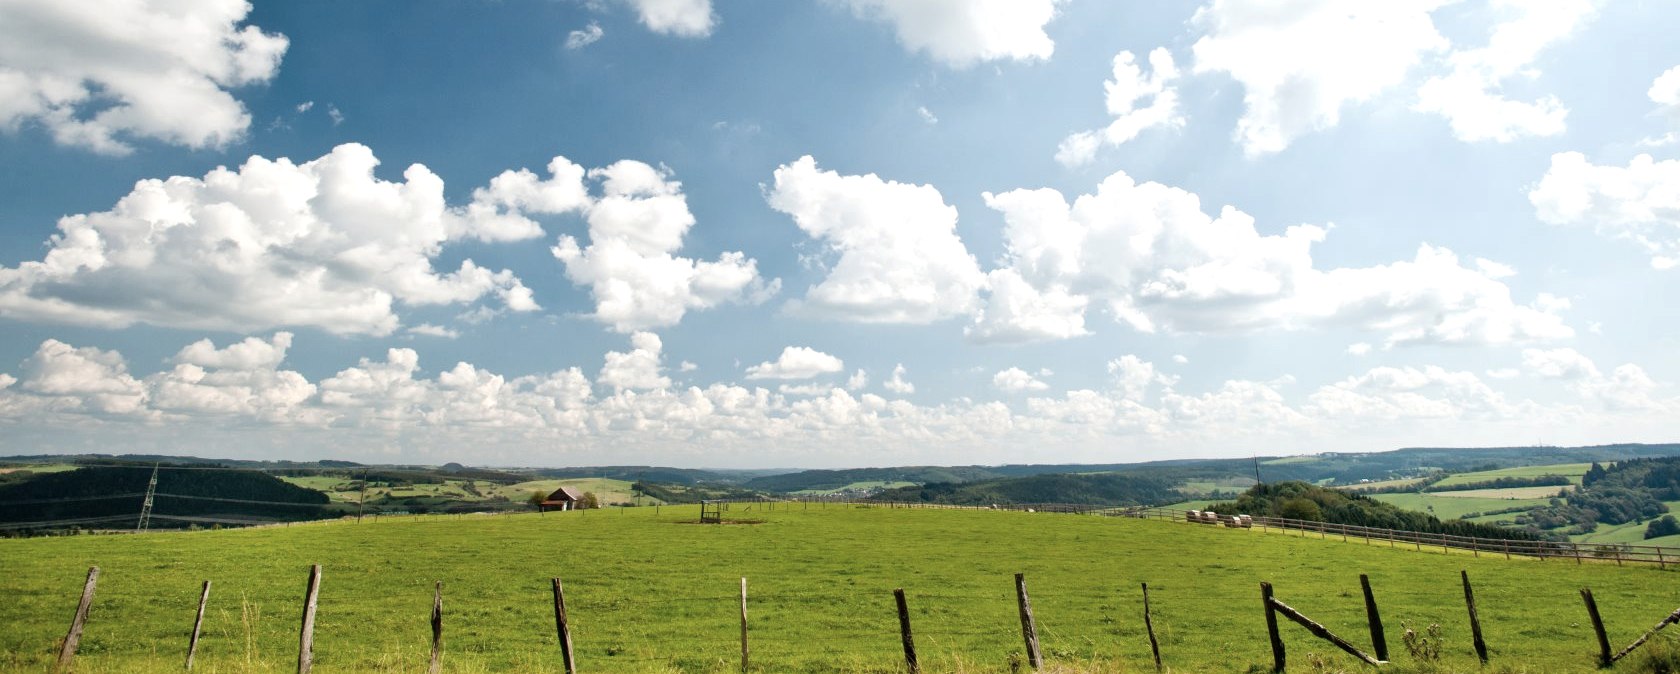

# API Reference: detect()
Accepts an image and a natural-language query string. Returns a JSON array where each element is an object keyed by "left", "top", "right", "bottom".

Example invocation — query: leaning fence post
[
  {"left": 186, "top": 580, "right": 211, "bottom": 671},
  {"left": 428, "top": 581, "right": 443, "bottom": 674},
  {"left": 894, "top": 588, "right": 919, "bottom": 673},
  {"left": 1461, "top": 570, "right": 1488, "bottom": 664},
  {"left": 297, "top": 565, "right": 322, "bottom": 674},
  {"left": 55, "top": 566, "right": 100, "bottom": 673},
  {"left": 1360, "top": 574, "right": 1387, "bottom": 662},
  {"left": 553, "top": 578, "right": 577, "bottom": 674},
  {"left": 1142, "top": 582, "right": 1163, "bottom": 672},
  {"left": 1015, "top": 573, "right": 1043, "bottom": 670},
  {"left": 1581, "top": 588, "right": 1612, "bottom": 668},
  {"left": 1262, "top": 582, "right": 1285, "bottom": 673},
  {"left": 739, "top": 577, "right": 749, "bottom": 673}
]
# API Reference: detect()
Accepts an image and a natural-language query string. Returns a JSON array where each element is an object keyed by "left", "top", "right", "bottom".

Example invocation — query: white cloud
[
  {"left": 1172, "top": 354, "right": 1189, "bottom": 365},
  {"left": 679, "top": 360, "right": 698, "bottom": 372},
  {"left": 0, "top": 143, "right": 545, "bottom": 336},
  {"left": 407, "top": 324, "right": 461, "bottom": 339},
  {"left": 598, "top": 332, "right": 671, "bottom": 391},
  {"left": 1414, "top": 0, "right": 1596, "bottom": 143},
  {"left": 978, "top": 169, "right": 1571, "bottom": 346},
  {"left": 993, "top": 367, "right": 1049, "bottom": 393},
  {"left": 1649, "top": 65, "right": 1680, "bottom": 144},
  {"left": 884, "top": 363, "right": 915, "bottom": 395},
  {"left": 1523, "top": 347, "right": 1600, "bottom": 380},
  {"left": 917, "top": 106, "right": 938, "bottom": 125},
  {"left": 0, "top": 0, "right": 288, "bottom": 154},
  {"left": 622, "top": 0, "right": 714, "bottom": 37},
  {"left": 833, "top": 0, "right": 1063, "bottom": 67},
  {"left": 767, "top": 156, "right": 984, "bottom": 323},
  {"left": 553, "top": 160, "right": 777, "bottom": 332},
  {"left": 1309, "top": 365, "right": 1513, "bottom": 421},
  {"left": 846, "top": 369, "right": 869, "bottom": 391},
  {"left": 745, "top": 346, "right": 845, "bottom": 380},
  {"left": 1108, "top": 355, "right": 1166, "bottom": 402},
  {"left": 19, "top": 339, "right": 149, "bottom": 416},
  {"left": 1056, "top": 48, "right": 1183, "bottom": 167},
  {"left": 1191, "top": 0, "right": 1449, "bottom": 156},
  {"left": 175, "top": 333, "right": 293, "bottom": 371},
  {"left": 567, "top": 22, "right": 605, "bottom": 49},
  {"left": 1346, "top": 343, "right": 1373, "bottom": 356},
  {"left": 1530, "top": 152, "right": 1680, "bottom": 269}
]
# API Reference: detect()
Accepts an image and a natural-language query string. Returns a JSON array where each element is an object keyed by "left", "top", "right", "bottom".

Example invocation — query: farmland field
[
  {"left": 1430, "top": 486, "right": 1572, "bottom": 500},
  {"left": 790, "top": 480, "right": 916, "bottom": 495},
  {"left": 5, "top": 506, "right": 1680, "bottom": 673},
  {"left": 1369, "top": 492, "right": 1554, "bottom": 520},
  {"left": 1433, "top": 463, "right": 1593, "bottom": 488}
]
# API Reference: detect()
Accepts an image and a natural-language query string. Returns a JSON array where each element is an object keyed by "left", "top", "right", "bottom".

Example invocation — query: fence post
[
  {"left": 553, "top": 578, "right": 577, "bottom": 674},
  {"left": 1142, "top": 582, "right": 1163, "bottom": 672},
  {"left": 1262, "top": 582, "right": 1285, "bottom": 673},
  {"left": 1461, "top": 571, "right": 1487, "bottom": 664},
  {"left": 740, "top": 577, "right": 749, "bottom": 674},
  {"left": 429, "top": 581, "right": 443, "bottom": 674},
  {"left": 298, "top": 564, "right": 321, "bottom": 674},
  {"left": 54, "top": 566, "right": 100, "bottom": 673},
  {"left": 1360, "top": 574, "right": 1387, "bottom": 662},
  {"left": 894, "top": 588, "right": 919, "bottom": 673},
  {"left": 186, "top": 580, "right": 211, "bottom": 671},
  {"left": 1015, "top": 573, "right": 1043, "bottom": 670},
  {"left": 1581, "top": 588, "right": 1612, "bottom": 668}
]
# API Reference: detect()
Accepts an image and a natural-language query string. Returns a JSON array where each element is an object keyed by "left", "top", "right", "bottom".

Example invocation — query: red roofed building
[{"left": 539, "top": 486, "right": 584, "bottom": 512}]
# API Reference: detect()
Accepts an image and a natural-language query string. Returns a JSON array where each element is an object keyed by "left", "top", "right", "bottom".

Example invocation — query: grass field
[
  {"left": 5, "top": 506, "right": 1680, "bottom": 673},
  {"left": 1367, "top": 492, "right": 1556, "bottom": 521},
  {"left": 0, "top": 463, "right": 81, "bottom": 474},
  {"left": 1430, "top": 486, "right": 1572, "bottom": 500},
  {"left": 1433, "top": 464, "right": 1593, "bottom": 488},
  {"left": 1337, "top": 477, "right": 1428, "bottom": 491}
]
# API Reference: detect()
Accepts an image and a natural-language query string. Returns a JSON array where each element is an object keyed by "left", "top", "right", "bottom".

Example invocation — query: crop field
[
  {"left": 1368, "top": 493, "right": 1555, "bottom": 520},
  {"left": 1433, "top": 464, "right": 1593, "bottom": 488},
  {"left": 1430, "top": 487, "right": 1571, "bottom": 500},
  {"left": 7, "top": 507, "right": 1680, "bottom": 673}
]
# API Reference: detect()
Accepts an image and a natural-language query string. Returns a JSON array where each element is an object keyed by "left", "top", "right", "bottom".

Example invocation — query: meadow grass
[
  {"left": 1368, "top": 493, "right": 1554, "bottom": 520},
  {"left": 3, "top": 505, "right": 1679, "bottom": 673},
  {"left": 1433, "top": 464, "right": 1593, "bottom": 488}
]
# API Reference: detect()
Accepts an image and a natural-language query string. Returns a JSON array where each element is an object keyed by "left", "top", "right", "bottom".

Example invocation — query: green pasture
[
  {"left": 1432, "top": 486, "right": 1572, "bottom": 500},
  {"left": 790, "top": 481, "right": 916, "bottom": 495},
  {"left": 5, "top": 506, "right": 1680, "bottom": 673},
  {"left": 1433, "top": 463, "right": 1593, "bottom": 488},
  {"left": 1369, "top": 493, "right": 1555, "bottom": 520}
]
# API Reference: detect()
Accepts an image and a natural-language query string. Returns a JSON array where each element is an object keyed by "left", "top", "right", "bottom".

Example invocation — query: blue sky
[{"left": 0, "top": 0, "right": 1677, "bottom": 468}]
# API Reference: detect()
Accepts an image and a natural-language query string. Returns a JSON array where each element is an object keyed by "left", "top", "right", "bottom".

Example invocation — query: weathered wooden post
[
  {"left": 739, "top": 577, "right": 749, "bottom": 673},
  {"left": 429, "top": 581, "right": 443, "bottom": 674},
  {"left": 186, "top": 580, "right": 211, "bottom": 671},
  {"left": 1261, "top": 582, "right": 1285, "bottom": 673},
  {"left": 55, "top": 566, "right": 100, "bottom": 673},
  {"left": 894, "top": 588, "right": 919, "bottom": 673},
  {"left": 298, "top": 564, "right": 322, "bottom": 674},
  {"left": 1461, "top": 570, "right": 1487, "bottom": 664},
  {"left": 553, "top": 578, "right": 577, "bottom": 674},
  {"left": 1359, "top": 574, "right": 1387, "bottom": 662},
  {"left": 1142, "top": 582, "right": 1163, "bottom": 672},
  {"left": 1581, "top": 588, "right": 1612, "bottom": 668},
  {"left": 1015, "top": 573, "right": 1043, "bottom": 670}
]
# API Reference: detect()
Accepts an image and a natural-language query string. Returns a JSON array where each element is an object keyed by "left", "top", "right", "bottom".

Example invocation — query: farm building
[{"left": 539, "top": 486, "right": 585, "bottom": 512}]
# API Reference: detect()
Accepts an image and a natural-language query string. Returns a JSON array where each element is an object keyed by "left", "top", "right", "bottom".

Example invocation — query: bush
[{"left": 1647, "top": 515, "right": 1680, "bottom": 540}]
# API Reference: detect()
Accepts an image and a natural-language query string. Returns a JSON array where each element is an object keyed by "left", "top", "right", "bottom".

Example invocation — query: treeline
[
  {"left": 1420, "top": 475, "right": 1571, "bottom": 493},
  {"left": 868, "top": 473, "right": 1181, "bottom": 507},
  {"left": 630, "top": 481, "right": 762, "bottom": 504},
  {"left": 1207, "top": 482, "right": 1550, "bottom": 542},
  {"left": 0, "top": 466, "right": 333, "bottom": 531}
]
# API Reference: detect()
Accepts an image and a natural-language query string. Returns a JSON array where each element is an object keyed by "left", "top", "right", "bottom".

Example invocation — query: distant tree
[
  {"left": 579, "top": 491, "right": 601, "bottom": 509},
  {"left": 528, "top": 490, "right": 546, "bottom": 507},
  {"left": 1584, "top": 462, "right": 1608, "bottom": 486},
  {"left": 1278, "top": 497, "right": 1322, "bottom": 521},
  {"left": 1646, "top": 515, "right": 1680, "bottom": 540}
]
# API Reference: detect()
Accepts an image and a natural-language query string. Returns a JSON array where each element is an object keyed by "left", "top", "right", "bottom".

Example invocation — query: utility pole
[
  {"left": 1252, "top": 455, "right": 1263, "bottom": 486},
  {"left": 136, "top": 463, "right": 159, "bottom": 532}
]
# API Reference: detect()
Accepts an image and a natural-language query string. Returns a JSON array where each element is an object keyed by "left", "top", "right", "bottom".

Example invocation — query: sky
[{"left": 0, "top": 0, "right": 1677, "bottom": 469}]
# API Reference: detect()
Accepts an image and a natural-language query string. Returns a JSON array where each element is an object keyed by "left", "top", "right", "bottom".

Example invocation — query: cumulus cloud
[
  {"left": 553, "top": 160, "right": 775, "bottom": 332},
  {"left": 1530, "top": 152, "right": 1680, "bottom": 269},
  {"left": 566, "top": 22, "right": 605, "bottom": 49},
  {"left": 977, "top": 169, "right": 1571, "bottom": 346},
  {"left": 833, "top": 0, "right": 1063, "bottom": 67},
  {"left": 622, "top": 0, "right": 714, "bottom": 37},
  {"left": 1642, "top": 65, "right": 1680, "bottom": 147},
  {"left": 993, "top": 367, "right": 1049, "bottom": 393},
  {"left": 1056, "top": 48, "right": 1183, "bottom": 167},
  {"left": 746, "top": 346, "right": 845, "bottom": 380},
  {"left": 1522, "top": 347, "right": 1600, "bottom": 380},
  {"left": 1191, "top": 0, "right": 1449, "bottom": 156},
  {"left": 1, "top": 334, "right": 1676, "bottom": 464},
  {"left": 846, "top": 369, "right": 869, "bottom": 391},
  {"left": 407, "top": 324, "right": 461, "bottom": 339},
  {"left": 598, "top": 332, "right": 672, "bottom": 391},
  {"left": 0, "top": 0, "right": 288, "bottom": 154},
  {"left": 1414, "top": 0, "right": 1596, "bottom": 142},
  {"left": 0, "top": 143, "right": 547, "bottom": 336},
  {"left": 884, "top": 363, "right": 915, "bottom": 395},
  {"left": 767, "top": 156, "right": 985, "bottom": 324}
]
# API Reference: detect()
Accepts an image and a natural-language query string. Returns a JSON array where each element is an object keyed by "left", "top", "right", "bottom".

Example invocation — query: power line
[
  {"left": 0, "top": 492, "right": 146, "bottom": 506},
  {"left": 152, "top": 493, "right": 334, "bottom": 507},
  {"left": 0, "top": 514, "right": 138, "bottom": 530}
]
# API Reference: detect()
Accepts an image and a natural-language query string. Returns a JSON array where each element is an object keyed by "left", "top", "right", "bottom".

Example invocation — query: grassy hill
[{"left": 4, "top": 506, "right": 1680, "bottom": 672}]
